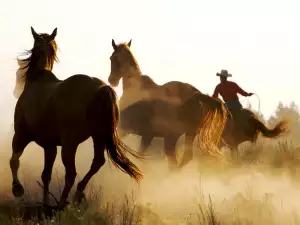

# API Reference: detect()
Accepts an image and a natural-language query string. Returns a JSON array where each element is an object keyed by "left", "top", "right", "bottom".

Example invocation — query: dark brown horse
[
  {"left": 10, "top": 27, "right": 142, "bottom": 210},
  {"left": 220, "top": 108, "right": 288, "bottom": 157},
  {"left": 108, "top": 40, "right": 200, "bottom": 153},
  {"left": 119, "top": 93, "right": 228, "bottom": 170}
]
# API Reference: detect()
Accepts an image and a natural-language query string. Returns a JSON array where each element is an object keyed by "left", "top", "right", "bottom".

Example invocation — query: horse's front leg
[
  {"left": 10, "top": 133, "right": 30, "bottom": 199},
  {"left": 164, "top": 136, "right": 180, "bottom": 172}
]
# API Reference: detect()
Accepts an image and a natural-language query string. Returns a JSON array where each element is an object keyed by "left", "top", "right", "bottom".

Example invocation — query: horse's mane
[
  {"left": 13, "top": 59, "right": 28, "bottom": 98},
  {"left": 117, "top": 43, "right": 142, "bottom": 75},
  {"left": 13, "top": 28, "right": 59, "bottom": 99},
  {"left": 18, "top": 35, "right": 58, "bottom": 84},
  {"left": 140, "top": 75, "right": 159, "bottom": 89}
]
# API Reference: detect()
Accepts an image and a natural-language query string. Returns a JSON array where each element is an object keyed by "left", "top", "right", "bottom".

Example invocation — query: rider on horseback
[{"left": 212, "top": 69, "right": 253, "bottom": 110}]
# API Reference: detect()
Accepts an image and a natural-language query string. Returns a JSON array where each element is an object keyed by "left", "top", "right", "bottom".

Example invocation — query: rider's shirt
[{"left": 212, "top": 81, "right": 248, "bottom": 102}]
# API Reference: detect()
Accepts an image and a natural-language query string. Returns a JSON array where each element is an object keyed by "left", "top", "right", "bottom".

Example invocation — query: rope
[
  {"left": 240, "top": 93, "right": 261, "bottom": 115},
  {"left": 253, "top": 93, "right": 261, "bottom": 115}
]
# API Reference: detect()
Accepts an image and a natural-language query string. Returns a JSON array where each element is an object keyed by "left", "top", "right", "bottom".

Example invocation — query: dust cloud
[{"left": 1, "top": 125, "right": 300, "bottom": 224}]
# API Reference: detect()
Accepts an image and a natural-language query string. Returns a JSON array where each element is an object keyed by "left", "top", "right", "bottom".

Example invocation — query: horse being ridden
[
  {"left": 221, "top": 108, "right": 288, "bottom": 157},
  {"left": 10, "top": 27, "right": 142, "bottom": 210},
  {"left": 108, "top": 40, "right": 200, "bottom": 153},
  {"left": 212, "top": 69, "right": 288, "bottom": 156}
]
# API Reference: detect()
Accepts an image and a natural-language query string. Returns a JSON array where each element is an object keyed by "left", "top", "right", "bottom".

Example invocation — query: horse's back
[
  {"left": 120, "top": 100, "right": 154, "bottom": 135},
  {"left": 161, "top": 81, "right": 201, "bottom": 103},
  {"left": 140, "top": 76, "right": 200, "bottom": 103},
  {"left": 17, "top": 73, "right": 107, "bottom": 139},
  {"left": 230, "top": 108, "right": 256, "bottom": 121},
  {"left": 228, "top": 108, "right": 258, "bottom": 138},
  {"left": 224, "top": 108, "right": 262, "bottom": 147},
  {"left": 121, "top": 75, "right": 200, "bottom": 108},
  {"left": 120, "top": 99, "right": 181, "bottom": 136},
  {"left": 49, "top": 74, "right": 106, "bottom": 123}
]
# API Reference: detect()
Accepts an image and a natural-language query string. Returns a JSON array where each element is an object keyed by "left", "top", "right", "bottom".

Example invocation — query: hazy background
[{"left": 0, "top": 0, "right": 300, "bottom": 133}]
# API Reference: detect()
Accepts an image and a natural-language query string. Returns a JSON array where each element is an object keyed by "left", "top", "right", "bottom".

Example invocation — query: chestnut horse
[
  {"left": 10, "top": 27, "right": 142, "bottom": 210},
  {"left": 119, "top": 93, "right": 228, "bottom": 170}
]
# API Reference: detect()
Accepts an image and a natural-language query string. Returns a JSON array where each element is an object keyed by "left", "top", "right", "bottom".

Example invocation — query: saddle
[{"left": 227, "top": 107, "right": 254, "bottom": 119}]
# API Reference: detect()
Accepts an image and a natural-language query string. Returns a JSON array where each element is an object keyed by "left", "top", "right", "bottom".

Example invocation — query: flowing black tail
[
  {"left": 255, "top": 119, "right": 288, "bottom": 138},
  {"left": 95, "top": 85, "right": 143, "bottom": 182}
]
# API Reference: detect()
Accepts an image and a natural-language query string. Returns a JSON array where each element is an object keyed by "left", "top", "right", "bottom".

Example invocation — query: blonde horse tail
[{"left": 179, "top": 93, "right": 227, "bottom": 160}]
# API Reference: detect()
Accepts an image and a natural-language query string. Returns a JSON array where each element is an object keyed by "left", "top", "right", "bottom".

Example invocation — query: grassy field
[{"left": 1, "top": 133, "right": 300, "bottom": 224}]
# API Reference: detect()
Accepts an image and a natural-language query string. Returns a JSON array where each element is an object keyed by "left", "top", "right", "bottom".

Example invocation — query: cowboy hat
[{"left": 216, "top": 69, "right": 232, "bottom": 77}]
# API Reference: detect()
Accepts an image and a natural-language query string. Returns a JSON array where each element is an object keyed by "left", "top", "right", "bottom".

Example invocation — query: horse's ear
[
  {"left": 31, "top": 26, "right": 39, "bottom": 40},
  {"left": 50, "top": 27, "right": 57, "bottom": 40},
  {"left": 112, "top": 39, "right": 117, "bottom": 50},
  {"left": 127, "top": 39, "right": 132, "bottom": 47}
]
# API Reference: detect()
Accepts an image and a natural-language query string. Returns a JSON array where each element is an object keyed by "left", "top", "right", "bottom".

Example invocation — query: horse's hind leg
[
  {"left": 58, "top": 142, "right": 78, "bottom": 209},
  {"left": 41, "top": 145, "right": 57, "bottom": 205},
  {"left": 231, "top": 146, "right": 239, "bottom": 159},
  {"left": 140, "top": 135, "right": 153, "bottom": 153},
  {"left": 179, "top": 133, "right": 196, "bottom": 168},
  {"left": 10, "top": 133, "right": 30, "bottom": 198},
  {"left": 164, "top": 136, "right": 179, "bottom": 172},
  {"left": 74, "top": 136, "right": 105, "bottom": 204},
  {"left": 118, "top": 128, "right": 129, "bottom": 139}
]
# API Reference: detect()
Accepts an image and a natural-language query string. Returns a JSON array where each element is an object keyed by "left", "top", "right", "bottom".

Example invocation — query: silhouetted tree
[{"left": 268, "top": 101, "right": 300, "bottom": 145}]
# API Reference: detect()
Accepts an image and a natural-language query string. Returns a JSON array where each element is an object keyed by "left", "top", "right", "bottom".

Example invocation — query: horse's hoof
[
  {"left": 57, "top": 203, "right": 67, "bottom": 211},
  {"left": 42, "top": 196, "right": 50, "bottom": 206},
  {"left": 12, "top": 182, "right": 24, "bottom": 197},
  {"left": 178, "top": 162, "right": 186, "bottom": 169},
  {"left": 74, "top": 191, "right": 86, "bottom": 204}
]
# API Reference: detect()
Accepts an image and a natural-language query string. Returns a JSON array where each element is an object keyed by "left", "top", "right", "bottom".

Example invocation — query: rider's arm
[{"left": 234, "top": 83, "right": 250, "bottom": 96}]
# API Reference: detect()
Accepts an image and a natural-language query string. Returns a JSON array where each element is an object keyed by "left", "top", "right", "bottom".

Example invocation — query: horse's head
[
  {"left": 108, "top": 39, "right": 140, "bottom": 87},
  {"left": 30, "top": 27, "right": 58, "bottom": 70},
  {"left": 18, "top": 27, "right": 58, "bottom": 83}
]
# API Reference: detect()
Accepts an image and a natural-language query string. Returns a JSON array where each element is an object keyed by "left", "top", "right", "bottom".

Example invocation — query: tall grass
[{"left": 1, "top": 141, "right": 300, "bottom": 224}]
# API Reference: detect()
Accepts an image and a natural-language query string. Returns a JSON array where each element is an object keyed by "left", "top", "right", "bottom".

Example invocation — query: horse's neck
[
  {"left": 140, "top": 75, "right": 159, "bottom": 88},
  {"left": 120, "top": 65, "right": 162, "bottom": 109},
  {"left": 121, "top": 64, "right": 142, "bottom": 89},
  {"left": 24, "top": 70, "right": 59, "bottom": 91},
  {"left": 122, "top": 76, "right": 141, "bottom": 91}
]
